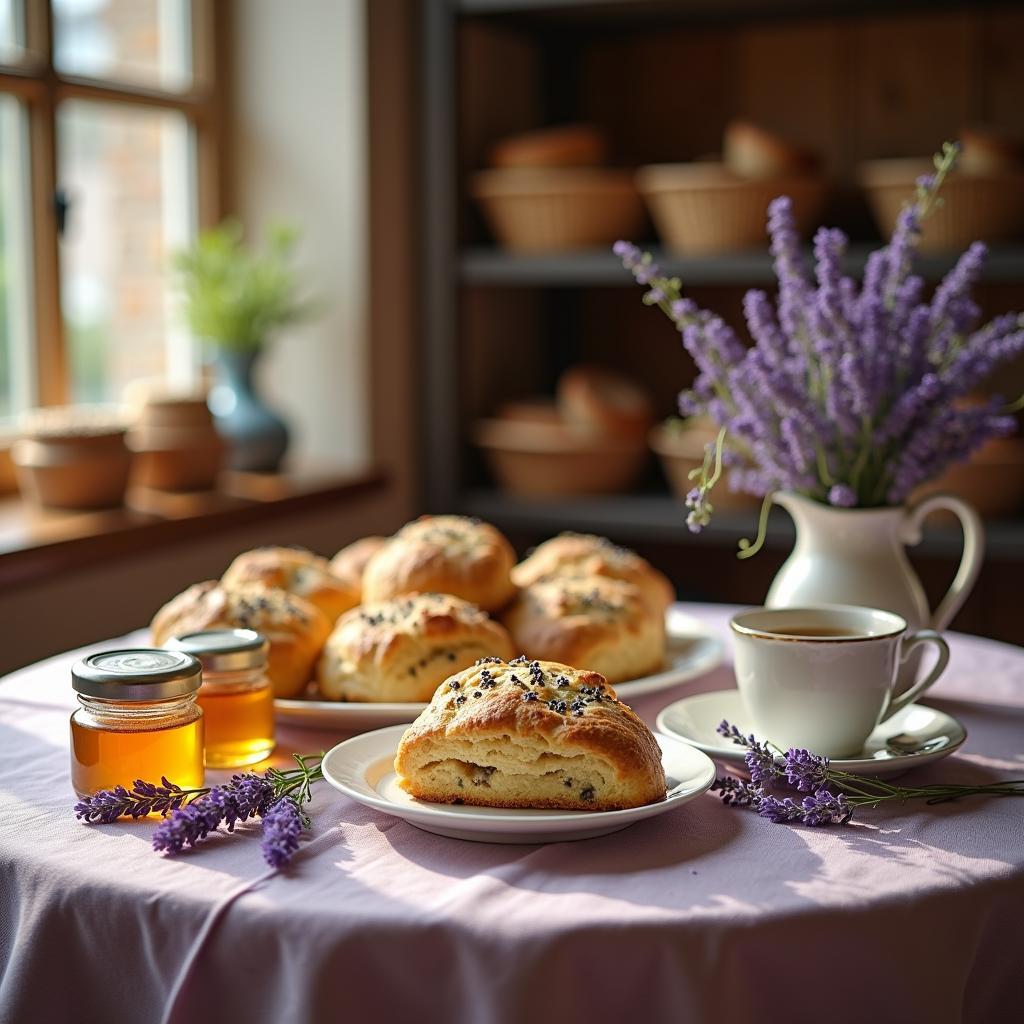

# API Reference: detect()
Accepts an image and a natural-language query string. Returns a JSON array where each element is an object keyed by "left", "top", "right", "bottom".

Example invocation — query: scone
[
  {"left": 394, "top": 658, "right": 666, "bottom": 811},
  {"left": 502, "top": 575, "right": 665, "bottom": 684},
  {"left": 510, "top": 532, "right": 673, "bottom": 614},
  {"left": 329, "top": 536, "right": 388, "bottom": 600},
  {"left": 151, "top": 581, "right": 331, "bottom": 697},
  {"left": 362, "top": 515, "right": 516, "bottom": 612},
  {"left": 222, "top": 546, "right": 359, "bottom": 622},
  {"left": 317, "top": 593, "right": 515, "bottom": 703}
]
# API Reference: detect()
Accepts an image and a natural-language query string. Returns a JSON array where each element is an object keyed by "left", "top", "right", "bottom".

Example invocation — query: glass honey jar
[
  {"left": 70, "top": 649, "right": 204, "bottom": 800},
  {"left": 167, "top": 629, "right": 275, "bottom": 768}
]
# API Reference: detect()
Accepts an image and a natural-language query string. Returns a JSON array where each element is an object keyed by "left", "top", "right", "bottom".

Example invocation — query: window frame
[{"left": 0, "top": 0, "right": 227, "bottom": 419}]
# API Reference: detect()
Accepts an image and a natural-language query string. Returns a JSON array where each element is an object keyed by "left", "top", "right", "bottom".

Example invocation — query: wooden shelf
[
  {"left": 460, "top": 489, "right": 1024, "bottom": 562},
  {"left": 460, "top": 244, "right": 1024, "bottom": 289},
  {"left": 0, "top": 465, "right": 386, "bottom": 589}
]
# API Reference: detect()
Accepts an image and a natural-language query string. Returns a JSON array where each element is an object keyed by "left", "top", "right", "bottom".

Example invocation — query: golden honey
[
  {"left": 167, "top": 628, "right": 276, "bottom": 768},
  {"left": 70, "top": 649, "right": 205, "bottom": 802},
  {"left": 198, "top": 678, "right": 275, "bottom": 767},
  {"left": 71, "top": 706, "right": 204, "bottom": 797}
]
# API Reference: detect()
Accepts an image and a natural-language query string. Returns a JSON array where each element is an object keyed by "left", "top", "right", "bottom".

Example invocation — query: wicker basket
[
  {"left": 636, "top": 163, "right": 827, "bottom": 254},
  {"left": 859, "top": 159, "right": 1024, "bottom": 252},
  {"left": 650, "top": 421, "right": 761, "bottom": 512},
  {"left": 475, "top": 416, "right": 647, "bottom": 498},
  {"left": 471, "top": 168, "right": 644, "bottom": 252}
]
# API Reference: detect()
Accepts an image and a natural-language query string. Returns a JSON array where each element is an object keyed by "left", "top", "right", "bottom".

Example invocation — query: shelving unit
[{"left": 416, "top": 0, "right": 1024, "bottom": 640}]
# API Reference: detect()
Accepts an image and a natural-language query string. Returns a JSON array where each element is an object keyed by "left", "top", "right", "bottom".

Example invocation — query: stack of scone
[{"left": 149, "top": 518, "right": 673, "bottom": 704}]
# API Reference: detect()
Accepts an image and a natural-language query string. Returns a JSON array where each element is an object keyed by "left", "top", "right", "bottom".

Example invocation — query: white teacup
[{"left": 730, "top": 604, "right": 950, "bottom": 758}]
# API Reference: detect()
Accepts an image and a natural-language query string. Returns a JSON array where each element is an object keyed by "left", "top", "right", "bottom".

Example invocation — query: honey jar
[
  {"left": 70, "top": 649, "right": 204, "bottom": 799},
  {"left": 166, "top": 629, "right": 275, "bottom": 768}
]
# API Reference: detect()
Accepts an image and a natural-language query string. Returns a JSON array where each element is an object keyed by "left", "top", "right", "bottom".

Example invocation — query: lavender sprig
[
  {"left": 77, "top": 752, "right": 324, "bottom": 870},
  {"left": 713, "top": 719, "right": 1024, "bottom": 827},
  {"left": 616, "top": 140, "right": 1024, "bottom": 552}
]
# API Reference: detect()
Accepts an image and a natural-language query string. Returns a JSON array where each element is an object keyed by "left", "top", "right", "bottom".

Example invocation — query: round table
[{"left": 1, "top": 604, "right": 1022, "bottom": 1024}]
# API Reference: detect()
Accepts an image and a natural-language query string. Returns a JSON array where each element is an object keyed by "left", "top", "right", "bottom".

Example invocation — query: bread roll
[
  {"left": 723, "top": 120, "right": 818, "bottom": 180},
  {"left": 511, "top": 532, "right": 673, "bottom": 614},
  {"left": 362, "top": 515, "right": 516, "bottom": 612},
  {"left": 502, "top": 575, "right": 666, "bottom": 684},
  {"left": 959, "top": 126, "right": 1024, "bottom": 175},
  {"left": 151, "top": 581, "right": 331, "bottom": 698},
  {"left": 222, "top": 546, "right": 359, "bottom": 622},
  {"left": 488, "top": 123, "right": 608, "bottom": 169},
  {"left": 317, "top": 592, "right": 515, "bottom": 703},
  {"left": 329, "top": 536, "right": 388, "bottom": 599},
  {"left": 557, "top": 365, "right": 653, "bottom": 441},
  {"left": 395, "top": 658, "right": 666, "bottom": 810}
]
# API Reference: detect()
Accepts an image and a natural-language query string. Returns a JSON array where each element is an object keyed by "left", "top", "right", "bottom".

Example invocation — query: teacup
[{"left": 730, "top": 605, "right": 950, "bottom": 758}]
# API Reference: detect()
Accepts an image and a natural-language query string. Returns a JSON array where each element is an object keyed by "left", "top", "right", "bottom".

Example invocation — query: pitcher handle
[{"left": 901, "top": 493, "right": 984, "bottom": 632}]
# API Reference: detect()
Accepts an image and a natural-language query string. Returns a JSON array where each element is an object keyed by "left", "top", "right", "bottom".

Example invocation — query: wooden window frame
[{"left": 0, "top": 0, "right": 228, "bottom": 431}]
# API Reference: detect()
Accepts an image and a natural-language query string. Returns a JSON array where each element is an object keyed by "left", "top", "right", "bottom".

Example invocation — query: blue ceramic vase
[{"left": 208, "top": 348, "right": 289, "bottom": 472}]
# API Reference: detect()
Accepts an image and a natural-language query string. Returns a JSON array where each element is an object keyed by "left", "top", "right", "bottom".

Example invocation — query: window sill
[{"left": 0, "top": 463, "right": 386, "bottom": 589}]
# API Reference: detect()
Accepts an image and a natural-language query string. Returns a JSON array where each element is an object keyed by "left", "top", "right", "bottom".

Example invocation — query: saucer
[
  {"left": 656, "top": 690, "right": 967, "bottom": 778},
  {"left": 321, "top": 725, "right": 716, "bottom": 844}
]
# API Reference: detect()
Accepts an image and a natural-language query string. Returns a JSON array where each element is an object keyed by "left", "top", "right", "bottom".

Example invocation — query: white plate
[
  {"left": 321, "top": 724, "right": 717, "bottom": 843},
  {"left": 276, "top": 612, "right": 722, "bottom": 731},
  {"left": 656, "top": 689, "right": 967, "bottom": 778}
]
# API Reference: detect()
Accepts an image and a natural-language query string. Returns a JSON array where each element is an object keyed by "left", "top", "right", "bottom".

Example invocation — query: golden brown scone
[
  {"left": 557, "top": 365, "right": 654, "bottom": 442},
  {"left": 723, "top": 119, "right": 819, "bottom": 180},
  {"left": 510, "top": 532, "right": 673, "bottom": 615},
  {"left": 362, "top": 515, "right": 516, "bottom": 612},
  {"left": 488, "top": 123, "right": 608, "bottom": 169},
  {"left": 395, "top": 658, "right": 666, "bottom": 810},
  {"left": 222, "top": 546, "right": 359, "bottom": 623},
  {"left": 317, "top": 592, "right": 515, "bottom": 703},
  {"left": 329, "top": 536, "right": 388, "bottom": 600},
  {"left": 151, "top": 581, "right": 331, "bottom": 698},
  {"left": 502, "top": 576, "right": 666, "bottom": 684}
]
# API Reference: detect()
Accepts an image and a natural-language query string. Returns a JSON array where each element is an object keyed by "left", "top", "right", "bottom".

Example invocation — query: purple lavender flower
[
  {"left": 758, "top": 788, "right": 849, "bottom": 826},
  {"left": 716, "top": 719, "right": 782, "bottom": 783},
  {"left": 783, "top": 749, "right": 831, "bottom": 792},
  {"left": 827, "top": 484, "right": 857, "bottom": 508},
  {"left": 711, "top": 776, "right": 766, "bottom": 809},
  {"left": 75, "top": 777, "right": 196, "bottom": 823},
  {"left": 152, "top": 791, "right": 228, "bottom": 854},
  {"left": 260, "top": 797, "right": 304, "bottom": 869}
]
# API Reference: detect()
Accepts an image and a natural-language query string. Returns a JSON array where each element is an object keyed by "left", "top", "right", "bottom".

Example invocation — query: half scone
[
  {"left": 395, "top": 658, "right": 666, "bottom": 811},
  {"left": 317, "top": 593, "right": 515, "bottom": 702},
  {"left": 502, "top": 575, "right": 665, "bottom": 684}
]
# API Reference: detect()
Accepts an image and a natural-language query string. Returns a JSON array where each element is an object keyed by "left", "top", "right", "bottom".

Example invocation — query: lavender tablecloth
[{"left": 1, "top": 604, "right": 1022, "bottom": 1024}]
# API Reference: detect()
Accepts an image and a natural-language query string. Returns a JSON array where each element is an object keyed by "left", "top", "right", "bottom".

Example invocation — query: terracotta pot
[
  {"left": 13, "top": 430, "right": 132, "bottom": 510},
  {"left": 128, "top": 393, "right": 225, "bottom": 492},
  {"left": 475, "top": 417, "right": 647, "bottom": 498}
]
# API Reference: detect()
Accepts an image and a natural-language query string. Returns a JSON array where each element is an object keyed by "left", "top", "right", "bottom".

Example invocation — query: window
[{"left": 0, "top": 0, "right": 221, "bottom": 423}]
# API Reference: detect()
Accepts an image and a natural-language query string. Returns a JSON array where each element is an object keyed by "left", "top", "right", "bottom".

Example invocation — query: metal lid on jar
[
  {"left": 72, "top": 649, "right": 202, "bottom": 700},
  {"left": 165, "top": 628, "right": 269, "bottom": 674}
]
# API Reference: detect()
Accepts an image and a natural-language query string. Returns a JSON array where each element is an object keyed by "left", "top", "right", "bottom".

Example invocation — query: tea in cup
[{"left": 730, "top": 605, "right": 949, "bottom": 758}]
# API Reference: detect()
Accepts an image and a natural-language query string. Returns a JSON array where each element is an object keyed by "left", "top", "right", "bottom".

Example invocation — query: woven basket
[
  {"left": 471, "top": 168, "right": 644, "bottom": 252},
  {"left": 474, "top": 417, "right": 647, "bottom": 497},
  {"left": 636, "top": 163, "right": 827, "bottom": 254},
  {"left": 859, "top": 159, "right": 1024, "bottom": 252}
]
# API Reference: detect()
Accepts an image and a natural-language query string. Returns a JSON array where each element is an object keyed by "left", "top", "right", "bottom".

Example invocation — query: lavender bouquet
[
  {"left": 75, "top": 752, "right": 323, "bottom": 869},
  {"left": 616, "top": 142, "right": 1024, "bottom": 555},
  {"left": 713, "top": 720, "right": 1024, "bottom": 826}
]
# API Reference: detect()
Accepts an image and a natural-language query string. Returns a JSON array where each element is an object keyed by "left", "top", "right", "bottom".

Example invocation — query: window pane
[
  {"left": 0, "top": 94, "right": 33, "bottom": 422},
  {"left": 53, "top": 0, "right": 191, "bottom": 92},
  {"left": 58, "top": 100, "right": 196, "bottom": 405},
  {"left": 0, "top": 0, "right": 24, "bottom": 62}
]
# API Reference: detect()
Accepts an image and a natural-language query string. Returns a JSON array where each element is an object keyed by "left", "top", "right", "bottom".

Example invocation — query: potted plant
[
  {"left": 616, "top": 142, "right": 1024, "bottom": 641},
  {"left": 175, "top": 220, "right": 314, "bottom": 472}
]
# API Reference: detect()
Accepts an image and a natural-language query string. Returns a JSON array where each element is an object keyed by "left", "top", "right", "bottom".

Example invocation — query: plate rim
[
  {"left": 320, "top": 723, "right": 717, "bottom": 827},
  {"left": 655, "top": 688, "right": 968, "bottom": 769},
  {"left": 277, "top": 613, "right": 723, "bottom": 722}
]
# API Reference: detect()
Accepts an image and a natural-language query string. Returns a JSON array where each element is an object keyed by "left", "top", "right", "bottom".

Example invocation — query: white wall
[{"left": 230, "top": 0, "right": 368, "bottom": 466}]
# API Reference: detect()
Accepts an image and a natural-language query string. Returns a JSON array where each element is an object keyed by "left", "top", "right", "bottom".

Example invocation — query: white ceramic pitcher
[{"left": 766, "top": 491, "right": 985, "bottom": 634}]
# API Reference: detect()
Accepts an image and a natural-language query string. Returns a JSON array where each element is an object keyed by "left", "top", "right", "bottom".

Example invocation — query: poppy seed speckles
[
  {"left": 522, "top": 691, "right": 538, "bottom": 702},
  {"left": 547, "top": 699, "right": 568, "bottom": 713},
  {"left": 455, "top": 695, "right": 467, "bottom": 706},
  {"left": 478, "top": 670, "right": 496, "bottom": 689},
  {"left": 449, "top": 680, "right": 461, "bottom": 691}
]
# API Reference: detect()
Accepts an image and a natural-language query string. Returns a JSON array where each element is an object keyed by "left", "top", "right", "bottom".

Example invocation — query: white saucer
[
  {"left": 656, "top": 690, "right": 967, "bottom": 778},
  {"left": 321, "top": 724, "right": 717, "bottom": 844},
  {"left": 277, "top": 612, "right": 722, "bottom": 731}
]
